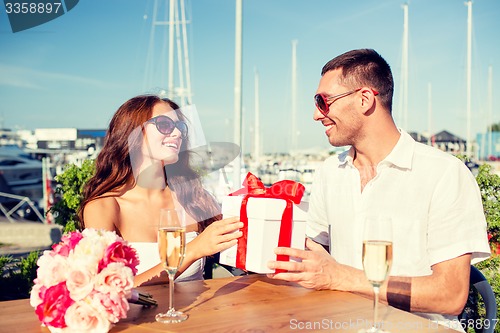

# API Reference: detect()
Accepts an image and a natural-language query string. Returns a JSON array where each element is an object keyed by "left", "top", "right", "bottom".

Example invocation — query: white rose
[
  {"left": 70, "top": 238, "right": 105, "bottom": 272},
  {"left": 36, "top": 253, "right": 68, "bottom": 287}
]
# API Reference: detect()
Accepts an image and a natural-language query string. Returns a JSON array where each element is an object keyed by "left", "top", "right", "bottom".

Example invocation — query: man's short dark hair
[{"left": 322, "top": 49, "right": 394, "bottom": 112}]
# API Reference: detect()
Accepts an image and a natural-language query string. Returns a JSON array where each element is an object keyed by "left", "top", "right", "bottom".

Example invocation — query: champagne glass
[
  {"left": 360, "top": 216, "right": 393, "bottom": 333},
  {"left": 155, "top": 208, "right": 188, "bottom": 323}
]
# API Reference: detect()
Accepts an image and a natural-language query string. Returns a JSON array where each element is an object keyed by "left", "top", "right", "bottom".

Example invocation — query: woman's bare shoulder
[
  {"left": 83, "top": 195, "right": 120, "bottom": 230},
  {"left": 90, "top": 195, "right": 121, "bottom": 207}
]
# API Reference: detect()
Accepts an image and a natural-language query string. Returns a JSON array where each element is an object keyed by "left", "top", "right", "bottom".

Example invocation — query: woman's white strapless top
[{"left": 129, "top": 231, "right": 205, "bottom": 282}]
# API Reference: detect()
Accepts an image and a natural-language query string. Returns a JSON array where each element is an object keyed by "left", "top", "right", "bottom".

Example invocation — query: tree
[{"left": 488, "top": 122, "right": 500, "bottom": 132}]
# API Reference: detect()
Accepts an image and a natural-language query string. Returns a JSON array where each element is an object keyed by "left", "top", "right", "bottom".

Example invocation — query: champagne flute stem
[
  {"left": 168, "top": 273, "right": 175, "bottom": 312},
  {"left": 373, "top": 285, "right": 380, "bottom": 331}
]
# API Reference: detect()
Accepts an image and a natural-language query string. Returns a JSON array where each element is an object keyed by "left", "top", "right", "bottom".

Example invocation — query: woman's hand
[{"left": 187, "top": 217, "right": 243, "bottom": 260}]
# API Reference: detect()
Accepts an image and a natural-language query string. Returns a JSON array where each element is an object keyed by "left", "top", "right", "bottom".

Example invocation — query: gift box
[{"left": 219, "top": 192, "right": 308, "bottom": 273}]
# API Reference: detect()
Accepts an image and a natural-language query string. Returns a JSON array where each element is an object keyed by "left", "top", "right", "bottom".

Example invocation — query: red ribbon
[{"left": 229, "top": 172, "right": 305, "bottom": 273}]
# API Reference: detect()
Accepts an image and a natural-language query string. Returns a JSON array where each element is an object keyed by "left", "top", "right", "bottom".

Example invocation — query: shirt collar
[
  {"left": 338, "top": 146, "right": 355, "bottom": 166},
  {"left": 336, "top": 129, "right": 415, "bottom": 170},
  {"left": 381, "top": 129, "right": 415, "bottom": 170}
]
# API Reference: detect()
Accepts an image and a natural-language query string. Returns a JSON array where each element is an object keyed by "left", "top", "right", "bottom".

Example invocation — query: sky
[{"left": 1, "top": 0, "right": 500, "bottom": 154}]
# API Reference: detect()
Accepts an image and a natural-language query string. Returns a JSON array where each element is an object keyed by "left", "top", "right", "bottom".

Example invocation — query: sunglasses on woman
[
  {"left": 314, "top": 88, "right": 378, "bottom": 116},
  {"left": 146, "top": 115, "right": 188, "bottom": 139}
]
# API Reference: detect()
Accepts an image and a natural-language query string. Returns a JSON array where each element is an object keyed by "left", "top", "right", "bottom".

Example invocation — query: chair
[
  {"left": 204, "top": 252, "right": 248, "bottom": 279},
  {"left": 459, "top": 266, "right": 498, "bottom": 333}
]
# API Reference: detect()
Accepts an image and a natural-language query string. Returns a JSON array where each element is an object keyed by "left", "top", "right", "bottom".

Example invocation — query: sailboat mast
[
  {"left": 427, "top": 82, "right": 432, "bottom": 146},
  {"left": 233, "top": 0, "right": 243, "bottom": 188},
  {"left": 174, "top": 3, "right": 186, "bottom": 103},
  {"left": 402, "top": 3, "right": 409, "bottom": 130},
  {"left": 180, "top": 0, "right": 192, "bottom": 105},
  {"left": 168, "top": 0, "right": 175, "bottom": 99},
  {"left": 254, "top": 68, "right": 260, "bottom": 163},
  {"left": 466, "top": 0, "right": 472, "bottom": 157},
  {"left": 291, "top": 39, "right": 298, "bottom": 151},
  {"left": 144, "top": 1, "right": 192, "bottom": 104},
  {"left": 144, "top": 0, "right": 162, "bottom": 92},
  {"left": 488, "top": 65, "right": 493, "bottom": 158}
]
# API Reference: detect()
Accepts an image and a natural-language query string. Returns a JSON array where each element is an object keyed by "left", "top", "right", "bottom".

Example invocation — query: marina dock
[{"left": 0, "top": 218, "right": 62, "bottom": 257}]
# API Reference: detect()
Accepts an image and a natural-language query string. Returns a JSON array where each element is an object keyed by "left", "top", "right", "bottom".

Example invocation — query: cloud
[{"left": 0, "top": 63, "right": 121, "bottom": 90}]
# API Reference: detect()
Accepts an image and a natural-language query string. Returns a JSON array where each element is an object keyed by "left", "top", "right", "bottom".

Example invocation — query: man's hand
[{"left": 267, "top": 238, "right": 361, "bottom": 291}]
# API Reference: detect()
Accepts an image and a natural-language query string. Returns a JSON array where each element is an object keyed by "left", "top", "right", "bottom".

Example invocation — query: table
[{"left": 0, "top": 275, "right": 453, "bottom": 332}]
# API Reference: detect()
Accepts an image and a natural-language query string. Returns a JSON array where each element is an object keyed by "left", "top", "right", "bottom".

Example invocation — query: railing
[{"left": 0, "top": 191, "right": 45, "bottom": 223}]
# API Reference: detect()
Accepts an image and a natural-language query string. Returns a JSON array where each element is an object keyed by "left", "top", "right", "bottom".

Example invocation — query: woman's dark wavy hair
[{"left": 78, "top": 95, "right": 221, "bottom": 231}]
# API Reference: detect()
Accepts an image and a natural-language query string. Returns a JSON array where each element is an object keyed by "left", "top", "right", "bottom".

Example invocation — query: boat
[{"left": 0, "top": 145, "right": 43, "bottom": 203}]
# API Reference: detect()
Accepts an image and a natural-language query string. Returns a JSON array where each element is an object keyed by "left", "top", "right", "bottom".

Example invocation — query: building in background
[
  {"left": 34, "top": 128, "right": 105, "bottom": 152},
  {"left": 409, "top": 130, "right": 467, "bottom": 154}
]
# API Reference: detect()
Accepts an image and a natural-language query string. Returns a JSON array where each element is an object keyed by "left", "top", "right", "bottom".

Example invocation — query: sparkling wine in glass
[
  {"left": 360, "top": 216, "right": 393, "bottom": 333},
  {"left": 155, "top": 208, "right": 188, "bottom": 323}
]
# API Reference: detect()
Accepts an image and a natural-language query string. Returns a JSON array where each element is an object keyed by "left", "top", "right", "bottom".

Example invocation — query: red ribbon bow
[{"left": 229, "top": 172, "right": 305, "bottom": 273}]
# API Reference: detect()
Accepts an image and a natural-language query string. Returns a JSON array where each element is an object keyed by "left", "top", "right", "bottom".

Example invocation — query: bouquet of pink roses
[{"left": 30, "top": 228, "right": 140, "bottom": 333}]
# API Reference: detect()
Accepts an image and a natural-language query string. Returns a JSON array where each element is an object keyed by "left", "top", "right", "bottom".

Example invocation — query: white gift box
[{"left": 219, "top": 195, "right": 308, "bottom": 274}]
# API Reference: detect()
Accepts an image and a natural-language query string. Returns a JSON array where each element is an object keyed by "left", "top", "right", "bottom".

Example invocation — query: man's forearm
[{"left": 386, "top": 277, "right": 412, "bottom": 312}]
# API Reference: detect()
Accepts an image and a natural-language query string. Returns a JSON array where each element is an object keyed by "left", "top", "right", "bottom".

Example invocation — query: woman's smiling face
[{"left": 142, "top": 101, "right": 184, "bottom": 165}]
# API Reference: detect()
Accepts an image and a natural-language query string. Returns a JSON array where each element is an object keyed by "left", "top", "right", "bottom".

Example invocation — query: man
[{"left": 267, "top": 49, "right": 490, "bottom": 329}]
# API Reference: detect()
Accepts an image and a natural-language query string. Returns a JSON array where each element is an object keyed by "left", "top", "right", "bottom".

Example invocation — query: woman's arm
[
  {"left": 84, "top": 198, "right": 166, "bottom": 287},
  {"left": 133, "top": 265, "right": 166, "bottom": 286},
  {"left": 180, "top": 217, "right": 243, "bottom": 274},
  {"left": 133, "top": 217, "right": 243, "bottom": 287}
]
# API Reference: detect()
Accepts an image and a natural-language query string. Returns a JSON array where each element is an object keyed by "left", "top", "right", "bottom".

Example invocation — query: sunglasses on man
[
  {"left": 314, "top": 88, "right": 379, "bottom": 117},
  {"left": 146, "top": 115, "right": 188, "bottom": 139}
]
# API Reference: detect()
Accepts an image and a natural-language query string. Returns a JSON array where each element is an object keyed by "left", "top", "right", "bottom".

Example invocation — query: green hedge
[
  {"left": 468, "top": 164, "right": 500, "bottom": 333},
  {"left": 49, "top": 158, "right": 95, "bottom": 233}
]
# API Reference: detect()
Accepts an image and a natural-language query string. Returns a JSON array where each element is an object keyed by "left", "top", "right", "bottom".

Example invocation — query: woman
[{"left": 79, "top": 95, "right": 242, "bottom": 286}]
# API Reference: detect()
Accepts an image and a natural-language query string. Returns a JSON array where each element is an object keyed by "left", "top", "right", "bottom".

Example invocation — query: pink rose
[
  {"left": 98, "top": 241, "right": 139, "bottom": 275},
  {"left": 66, "top": 269, "right": 94, "bottom": 301},
  {"left": 92, "top": 291, "right": 129, "bottom": 323},
  {"left": 35, "top": 282, "right": 74, "bottom": 328},
  {"left": 52, "top": 232, "right": 83, "bottom": 257},
  {"left": 94, "top": 263, "right": 133, "bottom": 295},
  {"left": 64, "top": 301, "right": 111, "bottom": 333}
]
